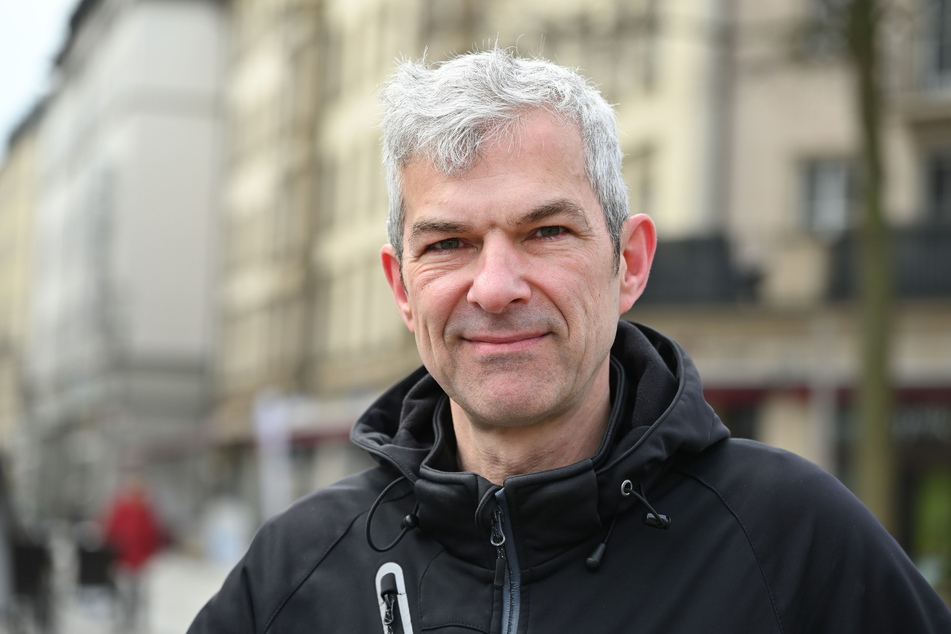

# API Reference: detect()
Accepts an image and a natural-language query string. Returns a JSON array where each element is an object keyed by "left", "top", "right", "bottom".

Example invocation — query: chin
[{"left": 461, "top": 392, "right": 563, "bottom": 428}]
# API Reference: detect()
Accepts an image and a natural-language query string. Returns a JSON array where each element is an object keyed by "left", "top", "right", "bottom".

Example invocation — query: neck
[{"left": 450, "top": 376, "right": 612, "bottom": 485}]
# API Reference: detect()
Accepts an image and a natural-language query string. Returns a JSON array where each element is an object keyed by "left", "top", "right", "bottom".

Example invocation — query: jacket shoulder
[
  {"left": 676, "top": 438, "right": 846, "bottom": 518},
  {"left": 269, "top": 465, "right": 395, "bottom": 540},
  {"left": 188, "top": 466, "right": 397, "bottom": 633},
  {"left": 676, "top": 438, "right": 951, "bottom": 632}
]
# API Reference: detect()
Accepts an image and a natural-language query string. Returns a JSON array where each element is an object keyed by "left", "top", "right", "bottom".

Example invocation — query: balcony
[
  {"left": 828, "top": 224, "right": 951, "bottom": 300},
  {"left": 639, "top": 234, "right": 747, "bottom": 305},
  {"left": 893, "top": 33, "right": 951, "bottom": 125}
]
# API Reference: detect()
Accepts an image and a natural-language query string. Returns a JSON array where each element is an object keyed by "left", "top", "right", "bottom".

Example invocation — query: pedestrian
[
  {"left": 102, "top": 476, "right": 161, "bottom": 632},
  {"left": 189, "top": 47, "right": 951, "bottom": 632}
]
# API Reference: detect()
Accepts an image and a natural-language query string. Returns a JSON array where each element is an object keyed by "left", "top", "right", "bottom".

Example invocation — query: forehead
[{"left": 400, "top": 111, "right": 598, "bottom": 230}]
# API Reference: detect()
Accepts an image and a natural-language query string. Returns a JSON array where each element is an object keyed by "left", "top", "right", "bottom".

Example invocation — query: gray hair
[{"left": 380, "top": 47, "right": 629, "bottom": 264}]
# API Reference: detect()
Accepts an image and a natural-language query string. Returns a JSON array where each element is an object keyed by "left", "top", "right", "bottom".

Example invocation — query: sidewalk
[{"left": 58, "top": 550, "right": 230, "bottom": 634}]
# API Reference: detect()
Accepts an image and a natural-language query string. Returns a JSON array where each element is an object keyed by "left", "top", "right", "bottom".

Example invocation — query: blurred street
[{"left": 28, "top": 548, "right": 230, "bottom": 634}]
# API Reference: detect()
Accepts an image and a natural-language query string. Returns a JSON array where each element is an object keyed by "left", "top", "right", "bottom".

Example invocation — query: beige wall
[
  {"left": 218, "top": 0, "right": 322, "bottom": 419},
  {"left": 0, "top": 112, "right": 41, "bottom": 453}
]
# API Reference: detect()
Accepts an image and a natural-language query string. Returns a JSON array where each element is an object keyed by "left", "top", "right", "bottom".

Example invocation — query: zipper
[
  {"left": 375, "top": 562, "right": 415, "bottom": 634},
  {"left": 492, "top": 489, "right": 520, "bottom": 634}
]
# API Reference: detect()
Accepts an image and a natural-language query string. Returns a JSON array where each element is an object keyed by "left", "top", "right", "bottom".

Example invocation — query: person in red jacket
[{"left": 102, "top": 477, "right": 161, "bottom": 631}]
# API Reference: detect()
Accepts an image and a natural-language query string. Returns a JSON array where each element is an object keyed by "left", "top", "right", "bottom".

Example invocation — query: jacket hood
[{"left": 351, "top": 321, "right": 729, "bottom": 567}]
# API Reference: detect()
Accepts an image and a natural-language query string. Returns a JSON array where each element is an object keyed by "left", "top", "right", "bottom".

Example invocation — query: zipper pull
[
  {"left": 491, "top": 506, "right": 506, "bottom": 587},
  {"left": 380, "top": 572, "right": 398, "bottom": 634},
  {"left": 375, "top": 563, "right": 414, "bottom": 634}
]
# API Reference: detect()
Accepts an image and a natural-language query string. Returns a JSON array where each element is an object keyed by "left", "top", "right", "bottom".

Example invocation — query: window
[
  {"left": 798, "top": 0, "right": 850, "bottom": 60},
  {"left": 625, "top": 146, "right": 655, "bottom": 218},
  {"left": 615, "top": 0, "right": 661, "bottom": 94},
  {"left": 800, "top": 157, "right": 855, "bottom": 236},
  {"left": 925, "top": 0, "right": 951, "bottom": 87},
  {"left": 924, "top": 151, "right": 951, "bottom": 223}
]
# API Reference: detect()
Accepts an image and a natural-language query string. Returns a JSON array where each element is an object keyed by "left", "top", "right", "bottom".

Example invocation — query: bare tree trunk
[{"left": 848, "top": 0, "right": 896, "bottom": 533}]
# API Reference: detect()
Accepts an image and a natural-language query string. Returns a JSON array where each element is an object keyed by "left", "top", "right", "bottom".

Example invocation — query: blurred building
[
  {"left": 22, "top": 0, "right": 227, "bottom": 531},
  {"left": 213, "top": 0, "right": 325, "bottom": 508},
  {"left": 0, "top": 103, "right": 44, "bottom": 502}
]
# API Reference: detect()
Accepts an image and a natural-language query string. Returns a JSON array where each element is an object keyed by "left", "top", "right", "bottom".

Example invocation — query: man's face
[{"left": 382, "top": 110, "right": 653, "bottom": 430}]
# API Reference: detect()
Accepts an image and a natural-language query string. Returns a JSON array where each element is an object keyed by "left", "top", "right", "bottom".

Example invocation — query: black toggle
[
  {"left": 643, "top": 512, "right": 671, "bottom": 529},
  {"left": 585, "top": 543, "right": 607, "bottom": 571}
]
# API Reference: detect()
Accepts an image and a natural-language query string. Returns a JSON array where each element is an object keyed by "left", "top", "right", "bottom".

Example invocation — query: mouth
[{"left": 462, "top": 332, "right": 549, "bottom": 353}]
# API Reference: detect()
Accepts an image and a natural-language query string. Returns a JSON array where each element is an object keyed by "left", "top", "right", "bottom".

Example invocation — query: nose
[{"left": 466, "top": 239, "right": 531, "bottom": 313}]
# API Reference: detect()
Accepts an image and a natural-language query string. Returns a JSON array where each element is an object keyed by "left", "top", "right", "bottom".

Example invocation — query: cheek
[
  {"left": 407, "top": 281, "right": 456, "bottom": 334},
  {"left": 556, "top": 274, "right": 620, "bottom": 350},
  {"left": 557, "top": 263, "right": 617, "bottom": 314}
]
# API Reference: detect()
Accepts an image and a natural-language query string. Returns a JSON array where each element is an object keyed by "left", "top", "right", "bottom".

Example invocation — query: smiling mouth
[{"left": 463, "top": 332, "right": 548, "bottom": 353}]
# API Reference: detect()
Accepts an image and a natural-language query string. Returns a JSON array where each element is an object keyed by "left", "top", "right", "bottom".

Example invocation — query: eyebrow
[
  {"left": 410, "top": 219, "right": 473, "bottom": 241},
  {"left": 516, "top": 199, "right": 591, "bottom": 230}
]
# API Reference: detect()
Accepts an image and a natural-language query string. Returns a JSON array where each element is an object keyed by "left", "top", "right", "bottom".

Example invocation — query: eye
[
  {"left": 535, "top": 226, "right": 566, "bottom": 238},
  {"left": 429, "top": 238, "right": 462, "bottom": 251}
]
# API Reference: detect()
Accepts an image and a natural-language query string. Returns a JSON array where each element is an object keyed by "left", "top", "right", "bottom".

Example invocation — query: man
[{"left": 189, "top": 48, "right": 951, "bottom": 633}]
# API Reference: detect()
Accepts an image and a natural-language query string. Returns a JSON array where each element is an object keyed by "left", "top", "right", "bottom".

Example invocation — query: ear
[
  {"left": 617, "top": 214, "right": 656, "bottom": 314},
  {"left": 381, "top": 244, "right": 415, "bottom": 332}
]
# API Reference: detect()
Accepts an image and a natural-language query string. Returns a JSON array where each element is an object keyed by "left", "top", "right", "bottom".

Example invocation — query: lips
[
  {"left": 465, "top": 332, "right": 545, "bottom": 344},
  {"left": 462, "top": 332, "right": 548, "bottom": 353}
]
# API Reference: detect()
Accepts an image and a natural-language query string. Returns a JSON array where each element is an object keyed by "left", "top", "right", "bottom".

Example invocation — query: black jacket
[{"left": 189, "top": 322, "right": 951, "bottom": 633}]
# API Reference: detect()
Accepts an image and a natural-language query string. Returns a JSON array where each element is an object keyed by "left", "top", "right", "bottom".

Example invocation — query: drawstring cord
[
  {"left": 620, "top": 479, "right": 671, "bottom": 529},
  {"left": 367, "top": 474, "right": 667, "bottom": 566},
  {"left": 586, "top": 478, "right": 671, "bottom": 571},
  {"left": 366, "top": 476, "right": 420, "bottom": 553},
  {"left": 585, "top": 514, "right": 618, "bottom": 571}
]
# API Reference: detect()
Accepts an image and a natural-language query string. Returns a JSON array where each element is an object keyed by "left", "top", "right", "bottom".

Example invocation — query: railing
[
  {"left": 828, "top": 223, "right": 951, "bottom": 299},
  {"left": 639, "top": 233, "right": 748, "bottom": 305}
]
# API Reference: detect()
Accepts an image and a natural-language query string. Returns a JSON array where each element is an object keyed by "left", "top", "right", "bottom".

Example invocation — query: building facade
[
  {"left": 0, "top": 104, "right": 45, "bottom": 504},
  {"left": 23, "top": 0, "right": 227, "bottom": 531}
]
